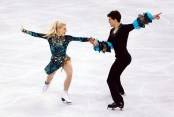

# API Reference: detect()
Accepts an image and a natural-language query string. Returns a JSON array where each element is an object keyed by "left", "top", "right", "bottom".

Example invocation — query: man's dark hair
[{"left": 107, "top": 10, "right": 121, "bottom": 22}]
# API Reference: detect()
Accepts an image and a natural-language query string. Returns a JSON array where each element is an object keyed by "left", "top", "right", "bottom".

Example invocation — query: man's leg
[{"left": 107, "top": 60, "right": 124, "bottom": 104}]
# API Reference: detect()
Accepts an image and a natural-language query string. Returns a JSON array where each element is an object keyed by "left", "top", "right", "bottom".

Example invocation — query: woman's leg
[
  {"left": 42, "top": 70, "right": 57, "bottom": 92},
  {"left": 62, "top": 60, "right": 73, "bottom": 91},
  {"left": 45, "top": 70, "right": 57, "bottom": 84},
  {"left": 61, "top": 60, "right": 73, "bottom": 103}
]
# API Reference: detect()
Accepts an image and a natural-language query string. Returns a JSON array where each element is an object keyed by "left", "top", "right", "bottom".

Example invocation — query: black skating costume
[
  {"left": 94, "top": 12, "right": 155, "bottom": 109},
  {"left": 22, "top": 29, "right": 89, "bottom": 74}
]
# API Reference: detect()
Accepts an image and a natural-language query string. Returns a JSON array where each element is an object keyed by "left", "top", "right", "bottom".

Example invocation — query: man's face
[{"left": 108, "top": 17, "right": 117, "bottom": 27}]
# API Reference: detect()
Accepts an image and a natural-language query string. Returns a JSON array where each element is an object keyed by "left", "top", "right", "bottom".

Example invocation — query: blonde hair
[{"left": 44, "top": 21, "right": 66, "bottom": 39}]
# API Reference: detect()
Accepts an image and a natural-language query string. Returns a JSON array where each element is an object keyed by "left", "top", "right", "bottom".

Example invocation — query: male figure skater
[{"left": 90, "top": 10, "right": 161, "bottom": 110}]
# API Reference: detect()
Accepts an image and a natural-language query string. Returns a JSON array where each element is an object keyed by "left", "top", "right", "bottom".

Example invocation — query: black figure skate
[{"left": 107, "top": 102, "right": 124, "bottom": 110}]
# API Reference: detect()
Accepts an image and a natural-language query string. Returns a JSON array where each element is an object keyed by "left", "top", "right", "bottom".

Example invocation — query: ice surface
[{"left": 0, "top": 0, "right": 174, "bottom": 117}]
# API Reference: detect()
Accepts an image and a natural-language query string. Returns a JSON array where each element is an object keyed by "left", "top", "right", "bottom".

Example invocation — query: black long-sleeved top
[
  {"left": 108, "top": 24, "right": 134, "bottom": 58},
  {"left": 93, "top": 12, "right": 154, "bottom": 58}
]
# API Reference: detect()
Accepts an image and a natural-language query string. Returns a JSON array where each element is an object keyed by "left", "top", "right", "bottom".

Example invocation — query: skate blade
[
  {"left": 61, "top": 98, "right": 72, "bottom": 105},
  {"left": 107, "top": 107, "right": 123, "bottom": 111}
]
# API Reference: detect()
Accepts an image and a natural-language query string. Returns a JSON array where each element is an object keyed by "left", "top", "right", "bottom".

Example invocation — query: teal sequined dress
[{"left": 22, "top": 29, "right": 89, "bottom": 74}]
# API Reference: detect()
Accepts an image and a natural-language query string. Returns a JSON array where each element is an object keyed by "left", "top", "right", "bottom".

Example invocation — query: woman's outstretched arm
[
  {"left": 66, "top": 35, "right": 91, "bottom": 42},
  {"left": 21, "top": 26, "right": 48, "bottom": 40}
]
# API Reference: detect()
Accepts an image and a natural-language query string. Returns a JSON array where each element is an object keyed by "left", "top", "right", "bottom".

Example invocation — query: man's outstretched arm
[{"left": 90, "top": 38, "right": 113, "bottom": 53}]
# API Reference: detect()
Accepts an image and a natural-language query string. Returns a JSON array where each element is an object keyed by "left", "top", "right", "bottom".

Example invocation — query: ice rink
[{"left": 0, "top": 0, "right": 174, "bottom": 117}]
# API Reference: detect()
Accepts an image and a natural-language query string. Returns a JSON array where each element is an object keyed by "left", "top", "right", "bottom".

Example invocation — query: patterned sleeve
[
  {"left": 66, "top": 35, "right": 89, "bottom": 42},
  {"left": 133, "top": 12, "right": 155, "bottom": 29},
  {"left": 22, "top": 29, "right": 48, "bottom": 39},
  {"left": 93, "top": 39, "right": 113, "bottom": 53}
]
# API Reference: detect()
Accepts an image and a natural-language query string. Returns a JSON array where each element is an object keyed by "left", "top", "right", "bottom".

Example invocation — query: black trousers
[{"left": 107, "top": 53, "right": 131, "bottom": 104}]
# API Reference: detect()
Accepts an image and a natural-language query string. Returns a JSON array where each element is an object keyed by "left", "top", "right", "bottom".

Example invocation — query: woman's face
[{"left": 58, "top": 25, "right": 67, "bottom": 36}]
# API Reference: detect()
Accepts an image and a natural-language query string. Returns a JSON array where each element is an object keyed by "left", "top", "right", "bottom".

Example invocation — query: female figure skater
[
  {"left": 90, "top": 11, "right": 161, "bottom": 110},
  {"left": 21, "top": 21, "right": 92, "bottom": 104}
]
